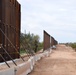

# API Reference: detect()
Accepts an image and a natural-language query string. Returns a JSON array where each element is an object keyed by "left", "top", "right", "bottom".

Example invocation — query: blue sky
[{"left": 18, "top": 0, "right": 76, "bottom": 43}]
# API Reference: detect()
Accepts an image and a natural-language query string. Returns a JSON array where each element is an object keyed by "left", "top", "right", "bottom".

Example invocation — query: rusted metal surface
[
  {"left": 51, "top": 36, "right": 58, "bottom": 46},
  {"left": 15, "top": 2, "right": 21, "bottom": 58},
  {"left": 43, "top": 30, "right": 50, "bottom": 51},
  {"left": 0, "top": 0, "right": 21, "bottom": 62},
  {"left": 0, "top": 0, "right": 2, "bottom": 62},
  {"left": 51, "top": 36, "right": 55, "bottom": 46},
  {"left": 43, "top": 30, "right": 58, "bottom": 51}
]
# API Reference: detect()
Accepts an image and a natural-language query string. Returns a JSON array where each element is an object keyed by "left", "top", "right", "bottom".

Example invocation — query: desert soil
[{"left": 29, "top": 45, "right": 76, "bottom": 75}]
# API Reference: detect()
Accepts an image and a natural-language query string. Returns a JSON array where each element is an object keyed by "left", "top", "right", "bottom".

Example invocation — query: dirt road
[{"left": 29, "top": 45, "right": 76, "bottom": 75}]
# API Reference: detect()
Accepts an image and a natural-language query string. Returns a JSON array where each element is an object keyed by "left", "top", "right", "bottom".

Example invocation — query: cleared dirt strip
[{"left": 29, "top": 45, "right": 76, "bottom": 75}]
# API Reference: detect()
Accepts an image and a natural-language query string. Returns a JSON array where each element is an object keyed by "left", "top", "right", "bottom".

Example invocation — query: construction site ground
[
  {"left": 0, "top": 54, "right": 29, "bottom": 71},
  {"left": 29, "top": 45, "right": 76, "bottom": 75},
  {"left": 0, "top": 49, "right": 43, "bottom": 71}
]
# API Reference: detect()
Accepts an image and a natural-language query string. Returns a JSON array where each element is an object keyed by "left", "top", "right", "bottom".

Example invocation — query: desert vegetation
[
  {"left": 65, "top": 43, "right": 76, "bottom": 51},
  {"left": 20, "top": 32, "right": 43, "bottom": 54}
]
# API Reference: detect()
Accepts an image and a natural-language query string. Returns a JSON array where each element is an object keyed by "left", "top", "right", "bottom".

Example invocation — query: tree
[
  {"left": 20, "top": 32, "right": 43, "bottom": 55},
  {"left": 33, "top": 35, "right": 40, "bottom": 52}
]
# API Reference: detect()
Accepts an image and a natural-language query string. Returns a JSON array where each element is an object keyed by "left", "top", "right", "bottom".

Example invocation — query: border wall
[
  {"left": 43, "top": 30, "right": 50, "bottom": 51},
  {"left": 0, "top": 0, "right": 20, "bottom": 62}
]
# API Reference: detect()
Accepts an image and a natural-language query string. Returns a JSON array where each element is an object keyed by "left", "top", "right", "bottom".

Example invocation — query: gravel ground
[{"left": 28, "top": 45, "right": 76, "bottom": 75}]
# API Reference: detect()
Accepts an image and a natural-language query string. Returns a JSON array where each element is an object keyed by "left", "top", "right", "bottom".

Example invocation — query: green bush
[
  {"left": 66, "top": 43, "right": 76, "bottom": 52},
  {"left": 20, "top": 49, "right": 26, "bottom": 55},
  {"left": 20, "top": 32, "right": 43, "bottom": 54}
]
